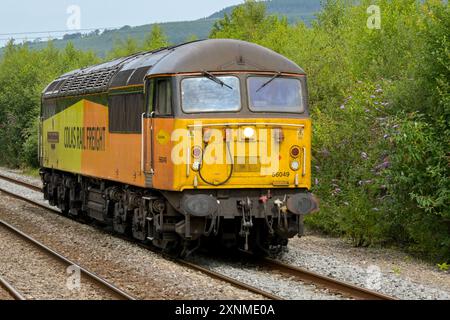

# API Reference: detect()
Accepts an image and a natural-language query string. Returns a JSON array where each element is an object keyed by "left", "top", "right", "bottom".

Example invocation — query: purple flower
[
  {"left": 375, "top": 161, "right": 390, "bottom": 171},
  {"left": 320, "top": 149, "right": 331, "bottom": 157},
  {"left": 340, "top": 105, "right": 345, "bottom": 110}
]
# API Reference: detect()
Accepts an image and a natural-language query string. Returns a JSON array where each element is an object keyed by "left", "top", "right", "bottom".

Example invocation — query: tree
[
  {"left": 142, "top": 24, "right": 170, "bottom": 51},
  {"left": 108, "top": 36, "right": 140, "bottom": 59},
  {"left": 209, "top": 0, "right": 290, "bottom": 53},
  {"left": 185, "top": 34, "right": 199, "bottom": 42},
  {"left": 210, "top": 0, "right": 269, "bottom": 41},
  {"left": 0, "top": 41, "right": 98, "bottom": 167}
]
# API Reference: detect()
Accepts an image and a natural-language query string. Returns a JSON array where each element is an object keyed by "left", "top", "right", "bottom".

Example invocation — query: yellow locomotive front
[{"left": 141, "top": 42, "right": 319, "bottom": 254}]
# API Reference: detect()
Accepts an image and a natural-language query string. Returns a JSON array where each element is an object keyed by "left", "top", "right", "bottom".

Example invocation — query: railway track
[
  {"left": 173, "top": 257, "right": 282, "bottom": 300},
  {"left": 0, "top": 218, "right": 136, "bottom": 300},
  {"left": 0, "top": 173, "right": 42, "bottom": 193},
  {"left": 0, "top": 173, "right": 397, "bottom": 300},
  {"left": 0, "top": 275, "right": 26, "bottom": 300},
  {"left": 262, "top": 258, "right": 396, "bottom": 300}
]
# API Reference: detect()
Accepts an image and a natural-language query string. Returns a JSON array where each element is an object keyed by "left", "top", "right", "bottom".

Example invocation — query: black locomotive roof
[{"left": 42, "top": 39, "right": 305, "bottom": 99}]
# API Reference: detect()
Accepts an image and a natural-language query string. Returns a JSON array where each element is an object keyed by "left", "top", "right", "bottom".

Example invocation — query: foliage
[
  {"left": 142, "top": 24, "right": 170, "bottom": 51},
  {"left": 108, "top": 36, "right": 140, "bottom": 59},
  {"left": 210, "top": 0, "right": 291, "bottom": 53},
  {"left": 437, "top": 262, "right": 449, "bottom": 272},
  {"left": 108, "top": 24, "right": 171, "bottom": 59},
  {"left": 0, "top": 41, "right": 98, "bottom": 167}
]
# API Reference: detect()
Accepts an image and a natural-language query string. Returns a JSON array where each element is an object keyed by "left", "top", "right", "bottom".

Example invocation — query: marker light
[
  {"left": 243, "top": 127, "right": 256, "bottom": 139},
  {"left": 290, "top": 146, "right": 301, "bottom": 158},
  {"left": 192, "top": 146, "right": 202, "bottom": 159}
]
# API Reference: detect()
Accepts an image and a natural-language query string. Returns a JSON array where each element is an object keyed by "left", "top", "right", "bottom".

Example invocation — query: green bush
[
  {"left": 382, "top": 114, "right": 449, "bottom": 258},
  {"left": 0, "top": 41, "right": 98, "bottom": 168}
]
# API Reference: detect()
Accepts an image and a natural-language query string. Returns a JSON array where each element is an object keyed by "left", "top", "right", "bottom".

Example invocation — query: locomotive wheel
[{"left": 113, "top": 202, "right": 130, "bottom": 235}]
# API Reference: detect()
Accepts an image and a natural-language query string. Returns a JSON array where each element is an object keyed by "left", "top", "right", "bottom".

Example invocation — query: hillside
[
  {"left": 11, "top": 0, "right": 322, "bottom": 57},
  {"left": 210, "top": 0, "right": 321, "bottom": 23}
]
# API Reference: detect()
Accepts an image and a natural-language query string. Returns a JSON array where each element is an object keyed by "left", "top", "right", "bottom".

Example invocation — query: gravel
[
  {"left": 0, "top": 225, "right": 115, "bottom": 300},
  {"left": 282, "top": 235, "right": 450, "bottom": 300},
  {"left": 189, "top": 255, "right": 347, "bottom": 300},
  {"left": 0, "top": 167, "right": 42, "bottom": 189},
  {"left": 0, "top": 176, "right": 262, "bottom": 300},
  {"left": 0, "top": 285, "right": 15, "bottom": 300}
]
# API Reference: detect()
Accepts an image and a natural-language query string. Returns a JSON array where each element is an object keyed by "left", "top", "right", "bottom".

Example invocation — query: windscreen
[
  {"left": 248, "top": 77, "right": 304, "bottom": 113},
  {"left": 181, "top": 76, "right": 241, "bottom": 113}
]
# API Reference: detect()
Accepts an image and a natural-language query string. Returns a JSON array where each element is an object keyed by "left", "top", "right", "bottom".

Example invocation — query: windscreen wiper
[
  {"left": 203, "top": 71, "right": 233, "bottom": 90},
  {"left": 256, "top": 72, "right": 282, "bottom": 92}
]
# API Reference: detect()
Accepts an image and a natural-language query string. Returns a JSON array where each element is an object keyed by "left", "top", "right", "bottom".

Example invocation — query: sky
[{"left": 0, "top": 0, "right": 243, "bottom": 44}]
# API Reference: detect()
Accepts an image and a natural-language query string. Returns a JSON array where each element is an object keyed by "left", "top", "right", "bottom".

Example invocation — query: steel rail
[
  {"left": 177, "top": 259, "right": 283, "bottom": 300},
  {"left": 0, "top": 217, "right": 136, "bottom": 300},
  {"left": 0, "top": 181, "right": 59, "bottom": 214},
  {"left": 0, "top": 173, "right": 42, "bottom": 192},
  {"left": 263, "top": 258, "right": 397, "bottom": 300},
  {"left": 0, "top": 276, "right": 26, "bottom": 300}
]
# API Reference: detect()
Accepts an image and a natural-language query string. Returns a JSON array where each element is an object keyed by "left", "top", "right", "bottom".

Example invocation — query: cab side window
[
  {"left": 155, "top": 79, "right": 172, "bottom": 116},
  {"left": 109, "top": 93, "right": 144, "bottom": 133}
]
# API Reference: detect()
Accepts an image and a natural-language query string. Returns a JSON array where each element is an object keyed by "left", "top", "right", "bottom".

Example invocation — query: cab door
[
  {"left": 142, "top": 80, "right": 154, "bottom": 186},
  {"left": 144, "top": 77, "right": 175, "bottom": 190}
]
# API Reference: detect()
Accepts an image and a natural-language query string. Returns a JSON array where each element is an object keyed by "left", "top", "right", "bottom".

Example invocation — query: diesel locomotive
[{"left": 39, "top": 39, "right": 318, "bottom": 256}]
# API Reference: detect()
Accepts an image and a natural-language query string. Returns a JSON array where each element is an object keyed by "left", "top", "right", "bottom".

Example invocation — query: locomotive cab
[{"left": 141, "top": 47, "right": 318, "bottom": 253}]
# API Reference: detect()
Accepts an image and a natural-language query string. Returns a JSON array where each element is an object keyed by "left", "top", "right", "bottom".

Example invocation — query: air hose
[{"left": 198, "top": 141, "right": 234, "bottom": 187}]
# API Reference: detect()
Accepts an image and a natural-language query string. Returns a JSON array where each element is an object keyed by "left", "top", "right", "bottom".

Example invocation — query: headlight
[
  {"left": 192, "top": 161, "right": 201, "bottom": 171},
  {"left": 243, "top": 127, "right": 255, "bottom": 139},
  {"left": 290, "top": 160, "right": 300, "bottom": 171}
]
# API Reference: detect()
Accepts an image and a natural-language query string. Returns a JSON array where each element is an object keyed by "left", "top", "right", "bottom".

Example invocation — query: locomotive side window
[
  {"left": 155, "top": 79, "right": 173, "bottom": 116},
  {"left": 109, "top": 93, "right": 145, "bottom": 133}
]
